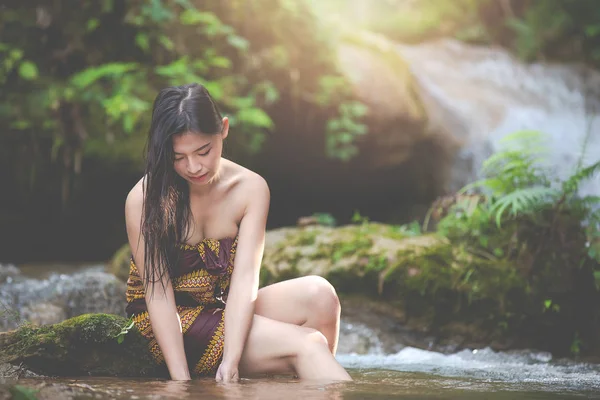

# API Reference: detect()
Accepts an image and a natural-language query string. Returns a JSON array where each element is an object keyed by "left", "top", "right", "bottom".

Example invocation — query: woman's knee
[
  {"left": 304, "top": 276, "right": 341, "bottom": 320},
  {"left": 297, "top": 327, "right": 330, "bottom": 356}
]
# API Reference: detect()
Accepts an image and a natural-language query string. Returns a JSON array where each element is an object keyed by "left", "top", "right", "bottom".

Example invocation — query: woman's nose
[{"left": 187, "top": 159, "right": 203, "bottom": 174}]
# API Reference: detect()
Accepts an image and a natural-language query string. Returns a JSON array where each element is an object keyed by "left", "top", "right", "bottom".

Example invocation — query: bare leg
[
  {"left": 255, "top": 276, "right": 341, "bottom": 354},
  {"left": 238, "top": 314, "right": 351, "bottom": 381}
]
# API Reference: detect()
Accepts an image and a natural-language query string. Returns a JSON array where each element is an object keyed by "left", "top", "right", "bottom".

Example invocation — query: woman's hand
[{"left": 215, "top": 360, "right": 240, "bottom": 383}]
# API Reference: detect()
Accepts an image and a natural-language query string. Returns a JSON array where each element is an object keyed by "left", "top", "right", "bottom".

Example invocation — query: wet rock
[
  {"left": 338, "top": 320, "right": 386, "bottom": 355},
  {"left": 0, "top": 270, "right": 126, "bottom": 332},
  {"left": 337, "top": 32, "right": 429, "bottom": 172},
  {"left": 0, "top": 314, "right": 165, "bottom": 378},
  {"left": 109, "top": 244, "right": 131, "bottom": 282},
  {"left": 0, "top": 264, "right": 20, "bottom": 285},
  {"left": 20, "top": 303, "right": 67, "bottom": 327}
]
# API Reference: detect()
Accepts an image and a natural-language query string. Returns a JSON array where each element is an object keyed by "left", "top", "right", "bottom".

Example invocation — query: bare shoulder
[
  {"left": 125, "top": 177, "right": 145, "bottom": 219},
  {"left": 221, "top": 160, "right": 269, "bottom": 207},
  {"left": 223, "top": 160, "right": 269, "bottom": 194}
]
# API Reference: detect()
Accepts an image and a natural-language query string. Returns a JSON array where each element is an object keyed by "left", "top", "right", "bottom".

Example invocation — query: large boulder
[
  {"left": 0, "top": 269, "right": 126, "bottom": 332},
  {"left": 0, "top": 313, "right": 165, "bottom": 378},
  {"left": 259, "top": 223, "right": 444, "bottom": 294}
]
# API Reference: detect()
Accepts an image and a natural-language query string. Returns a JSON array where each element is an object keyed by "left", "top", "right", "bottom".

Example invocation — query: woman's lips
[{"left": 189, "top": 172, "right": 209, "bottom": 182}]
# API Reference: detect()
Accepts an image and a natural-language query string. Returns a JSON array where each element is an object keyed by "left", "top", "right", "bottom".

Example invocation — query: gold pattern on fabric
[
  {"left": 126, "top": 258, "right": 145, "bottom": 303},
  {"left": 126, "top": 235, "right": 238, "bottom": 375},
  {"left": 132, "top": 306, "right": 205, "bottom": 364},
  {"left": 194, "top": 310, "right": 226, "bottom": 375}
]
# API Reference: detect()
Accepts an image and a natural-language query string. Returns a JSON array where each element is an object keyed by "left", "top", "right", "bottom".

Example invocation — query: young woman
[{"left": 124, "top": 83, "right": 352, "bottom": 382}]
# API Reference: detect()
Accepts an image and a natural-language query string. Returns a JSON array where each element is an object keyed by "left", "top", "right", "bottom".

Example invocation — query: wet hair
[{"left": 141, "top": 83, "right": 223, "bottom": 293}]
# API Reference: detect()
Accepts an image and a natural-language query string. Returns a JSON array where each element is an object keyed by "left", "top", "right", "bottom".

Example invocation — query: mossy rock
[
  {"left": 0, "top": 314, "right": 166, "bottom": 378},
  {"left": 109, "top": 244, "right": 131, "bottom": 282},
  {"left": 260, "top": 224, "right": 444, "bottom": 295}
]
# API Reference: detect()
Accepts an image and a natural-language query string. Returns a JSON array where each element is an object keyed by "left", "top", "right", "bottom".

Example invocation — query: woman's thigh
[
  {"left": 238, "top": 314, "right": 320, "bottom": 376},
  {"left": 255, "top": 276, "right": 335, "bottom": 325}
]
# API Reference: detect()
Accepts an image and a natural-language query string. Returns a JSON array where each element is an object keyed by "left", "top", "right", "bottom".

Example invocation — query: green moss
[
  {"left": 288, "top": 229, "right": 318, "bottom": 247},
  {"left": 109, "top": 244, "right": 131, "bottom": 282},
  {"left": 2, "top": 314, "right": 167, "bottom": 377},
  {"left": 311, "top": 230, "right": 373, "bottom": 263}
]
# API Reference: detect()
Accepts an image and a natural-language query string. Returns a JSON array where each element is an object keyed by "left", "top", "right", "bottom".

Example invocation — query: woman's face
[{"left": 172, "top": 118, "right": 229, "bottom": 186}]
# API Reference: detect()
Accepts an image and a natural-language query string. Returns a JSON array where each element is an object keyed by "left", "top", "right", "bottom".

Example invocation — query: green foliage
[
  {"left": 9, "top": 385, "right": 39, "bottom": 400},
  {"left": 312, "top": 212, "right": 337, "bottom": 227},
  {"left": 344, "top": 0, "right": 600, "bottom": 67},
  {"left": 571, "top": 331, "right": 582, "bottom": 356},
  {"left": 325, "top": 101, "right": 368, "bottom": 161},
  {"left": 428, "top": 130, "right": 600, "bottom": 351},
  {"left": 445, "top": 131, "right": 600, "bottom": 262},
  {"left": 1, "top": 0, "right": 361, "bottom": 206},
  {"left": 114, "top": 316, "right": 135, "bottom": 344},
  {"left": 351, "top": 210, "right": 370, "bottom": 225}
]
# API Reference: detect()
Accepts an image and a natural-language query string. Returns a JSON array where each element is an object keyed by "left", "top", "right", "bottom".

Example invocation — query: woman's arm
[
  {"left": 216, "top": 175, "right": 270, "bottom": 382},
  {"left": 125, "top": 186, "right": 191, "bottom": 381}
]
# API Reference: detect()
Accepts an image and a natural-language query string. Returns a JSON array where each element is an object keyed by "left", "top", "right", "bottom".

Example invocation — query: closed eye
[{"left": 199, "top": 149, "right": 211, "bottom": 156}]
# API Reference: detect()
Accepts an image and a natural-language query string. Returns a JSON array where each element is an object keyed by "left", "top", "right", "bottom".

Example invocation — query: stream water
[
  {"left": 3, "top": 261, "right": 600, "bottom": 399},
  {"left": 2, "top": 346, "right": 600, "bottom": 398}
]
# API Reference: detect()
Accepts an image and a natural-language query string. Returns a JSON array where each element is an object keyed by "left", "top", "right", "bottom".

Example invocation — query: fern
[
  {"left": 562, "top": 160, "right": 600, "bottom": 196},
  {"left": 476, "top": 131, "right": 551, "bottom": 196},
  {"left": 440, "top": 130, "right": 600, "bottom": 265},
  {"left": 492, "top": 186, "right": 558, "bottom": 227}
]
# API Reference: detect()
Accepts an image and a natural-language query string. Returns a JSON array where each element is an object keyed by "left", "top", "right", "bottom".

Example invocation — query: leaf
[
  {"left": 563, "top": 160, "right": 600, "bottom": 195},
  {"left": 18, "top": 61, "right": 38, "bottom": 80},
  {"left": 86, "top": 18, "right": 100, "bottom": 32},
  {"left": 236, "top": 108, "right": 273, "bottom": 129},
  {"left": 209, "top": 56, "right": 231, "bottom": 69},
  {"left": 70, "top": 63, "right": 138, "bottom": 88},
  {"left": 227, "top": 35, "right": 250, "bottom": 51},
  {"left": 180, "top": 9, "right": 220, "bottom": 26},
  {"left": 135, "top": 33, "right": 150, "bottom": 52},
  {"left": 10, "top": 120, "right": 31, "bottom": 130},
  {"left": 491, "top": 186, "right": 557, "bottom": 227},
  {"left": 158, "top": 35, "right": 174, "bottom": 51},
  {"left": 585, "top": 24, "right": 600, "bottom": 37},
  {"left": 9, "top": 385, "right": 39, "bottom": 400}
]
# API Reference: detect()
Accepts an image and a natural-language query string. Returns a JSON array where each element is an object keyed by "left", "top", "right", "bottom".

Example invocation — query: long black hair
[{"left": 141, "top": 83, "right": 223, "bottom": 292}]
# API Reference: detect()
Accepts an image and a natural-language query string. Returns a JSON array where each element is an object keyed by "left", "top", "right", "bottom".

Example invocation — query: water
[
  {"left": 397, "top": 39, "right": 600, "bottom": 196},
  {"left": 3, "top": 347, "right": 600, "bottom": 399},
  {"left": 1, "top": 371, "right": 598, "bottom": 399}
]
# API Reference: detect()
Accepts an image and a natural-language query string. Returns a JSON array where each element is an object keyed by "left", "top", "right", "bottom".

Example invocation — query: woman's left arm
[{"left": 216, "top": 175, "right": 270, "bottom": 382}]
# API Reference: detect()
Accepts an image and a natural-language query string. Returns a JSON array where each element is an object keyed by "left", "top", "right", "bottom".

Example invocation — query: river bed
[{"left": 2, "top": 348, "right": 600, "bottom": 399}]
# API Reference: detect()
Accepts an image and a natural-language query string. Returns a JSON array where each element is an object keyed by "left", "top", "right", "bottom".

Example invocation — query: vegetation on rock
[{"left": 0, "top": 314, "right": 165, "bottom": 377}]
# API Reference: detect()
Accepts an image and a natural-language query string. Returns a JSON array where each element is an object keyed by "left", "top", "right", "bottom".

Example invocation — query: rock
[
  {"left": 338, "top": 320, "right": 385, "bottom": 355},
  {"left": 0, "top": 314, "right": 166, "bottom": 378},
  {"left": 20, "top": 303, "right": 67, "bottom": 327},
  {"left": 109, "top": 244, "right": 131, "bottom": 282},
  {"left": 0, "top": 270, "right": 126, "bottom": 332},
  {"left": 0, "top": 264, "right": 20, "bottom": 284},
  {"left": 260, "top": 223, "right": 444, "bottom": 293},
  {"left": 338, "top": 31, "right": 429, "bottom": 171}
]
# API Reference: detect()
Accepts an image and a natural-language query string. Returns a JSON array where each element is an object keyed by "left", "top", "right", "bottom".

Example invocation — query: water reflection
[{"left": 2, "top": 371, "right": 599, "bottom": 400}]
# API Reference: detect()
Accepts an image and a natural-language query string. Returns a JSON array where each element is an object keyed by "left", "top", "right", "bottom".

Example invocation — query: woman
[{"left": 124, "top": 83, "right": 352, "bottom": 382}]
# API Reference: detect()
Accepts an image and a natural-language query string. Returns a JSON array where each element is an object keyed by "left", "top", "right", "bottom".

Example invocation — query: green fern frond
[
  {"left": 458, "top": 178, "right": 495, "bottom": 194},
  {"left": 466, "top": 131, "right": 553, "bottom": 199},
  {"left": 563, "top": 160, "right": 600, "bottom": 195},
  {"left": 579, "top": 195, "right": 600, "bottom": 208},
  {"left": 492, "top": 186, "right": 558, "bottom": 227}
]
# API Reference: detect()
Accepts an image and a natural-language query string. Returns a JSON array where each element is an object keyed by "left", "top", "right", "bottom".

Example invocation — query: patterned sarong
[{"left": 125, "top": 236, "right": 237, "bottom": 375}]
